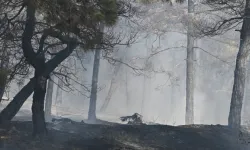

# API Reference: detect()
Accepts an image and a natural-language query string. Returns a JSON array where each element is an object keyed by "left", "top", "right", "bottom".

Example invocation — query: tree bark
[
  {"left": 88, "top": 48, "right": 101, "bottom": 121},
  {"left": 45, "top": 75, "right": 54, "bottom": 122},
  {"left": 228, "top": 1, "right": 250, "bottom": 128},
  {"left": 185, "top": 0, "right": 195, "bottom": 125}
]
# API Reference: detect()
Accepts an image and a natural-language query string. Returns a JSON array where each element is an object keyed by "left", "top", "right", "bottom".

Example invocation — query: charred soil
[{"left": 0, "top": 120, "right": 249, "bottom": 150}]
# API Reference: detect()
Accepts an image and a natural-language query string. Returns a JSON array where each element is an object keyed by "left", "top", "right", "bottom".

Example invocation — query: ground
[{"left": 0, "top": 119, "right": 250, "bottom": 150}]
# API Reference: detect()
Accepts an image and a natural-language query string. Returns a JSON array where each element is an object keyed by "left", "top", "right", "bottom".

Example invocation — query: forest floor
[{"left": 0, "top": 119, "right": 250, "bottom": 150}]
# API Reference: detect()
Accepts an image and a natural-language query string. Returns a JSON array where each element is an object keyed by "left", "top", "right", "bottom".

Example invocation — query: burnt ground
[{"left": 0, "top": 120, "right": 250, "bottom": 150}]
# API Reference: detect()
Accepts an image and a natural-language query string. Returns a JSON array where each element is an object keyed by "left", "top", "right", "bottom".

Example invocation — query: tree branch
[{"left": 21, "top": 2, "right": 36, "bottom": 67}]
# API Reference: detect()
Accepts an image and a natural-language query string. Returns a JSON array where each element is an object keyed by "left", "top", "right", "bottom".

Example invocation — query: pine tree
[{"left": 0, "top": 0, "right": 128, "bottom": 136}]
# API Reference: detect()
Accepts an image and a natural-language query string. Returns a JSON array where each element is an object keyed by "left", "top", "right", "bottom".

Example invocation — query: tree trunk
[
  {"left": 125, "top": 67, "right": 130, "bottom": 113},
  {"left": 228, "top": 2, "right": 250, "bottom": 128},
  {"left": 0, "top": 71, "right": 7, "bottom": 103},
  {"left": 0, "top": 43, "right": 77, "bottom": 124},
  {"left": 185, "top": 0, "right": 195, "bottom": 125},
  {"left": 45, "top": 75, "right": 54, "bottom": 122},
  {"left": 88, "top": 23, "right": 104, "bottom": 121},
  {"left": 0, "top": 79, "right": 34, "bottom": 123},
  {"left": 32, "top": 54, "right": 48, "bottom": 136},
  {"left": 32, "top": 74, "right": 47, "bottom": 136},
  {"left": 0, "top": 40, "right": 9, "bottom": 103},
  {"left": 88, "top": 48, "right": 101, "bottom": 121},
  {"left": 141, "top": 75, "right": 146, "bottom": 115},
  {"left": 0, "top": 86, "right": 5, "bottom": 103},
  {"left": 170, "top": 47, "right": 176, "bottom": 120},
  {"left": 99, "top": 61, "right": 121, "bottom": 112},
  {"left": 55, "top": 78, "right": 63, "bottom": 105},
  {"left": 242, "top": 61, "right": 250, "bottom": 125}
]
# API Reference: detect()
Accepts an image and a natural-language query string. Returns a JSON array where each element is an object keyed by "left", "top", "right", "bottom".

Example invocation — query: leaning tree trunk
[
  {"left": 44, "top": 75, "right": 54, "bottom": 122},
  {"left": 228, "top": 2, "right": 250, "bottom": 129},
  {"left": 0, "top": 79, "right": 34, "bottom": 124},
  {"left": 55, "top": 78, "right": 63, "bottom": 105},
  {"left": 185, "top": 0, "right": 195, "bottom": 125},
  {"left": 88, "top": 48, "right": 101, "bottom": 122},
  {"left": 0, "top": 43, "right": 77, "bottom": 124},
  {"left": 99, "top": 61, "right": 121, "bottom": 112}
]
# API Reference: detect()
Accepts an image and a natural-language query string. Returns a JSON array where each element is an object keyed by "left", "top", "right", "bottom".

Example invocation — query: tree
[
  {"left": 186, "top": 0, "right": 195, "bottom": 125},
  {"left": 88, "top": 4, "right": 139, "bottom": 120},
  {"left": 55, "top": 78, "right": 63, "bottom": 105},
  {"left": 0, "top": 40, "right": 9, "bottom": 102},
  {"left": 88, "top": 24, "right": 103, "bottom": 122},
  {"left": 44, "top": 50, "right": 58, "bottom": 122},
  {"left": 228, "top": 1, "right": 250, "bottom": 128},
  {"left": 125, "top": 66, "right": 130, "bottom": 112},
  {"left": 88, "top": 48, "right": 101, "bottom": 122},
  {"left": 198, "top": 0, "right": 249, "bottom": 128},
  {"left": 243, "top": 60, "right": 250, "bottom": 124},
  {"left": 100, "top": 58, "right": 123, "bottom": 112},
  {"left": 0, "top": 0, "right": 130, "bottom": 136},
  {"left": 141, "top": 0, "right": 197, "bottom": 124}
]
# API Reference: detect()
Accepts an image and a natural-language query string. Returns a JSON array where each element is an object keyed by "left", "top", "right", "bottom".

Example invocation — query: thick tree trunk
[
  {"left": 88, "top": 48, "right": 101, "bottom": 121},
  {"left": 32, "top": 54, "right": 48, "bottom": 136},
  {"left": 185, "top": 0, "right": 195, "bottom": 125},
  {"left": 45, "top": 75, "right": 54, "bottom": 122},
  {"left": 32, "top": 74, "right": 47, "bottom": 136},
  {"left": 228, "top": 2, "right": 250, "bottom": 128}
]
